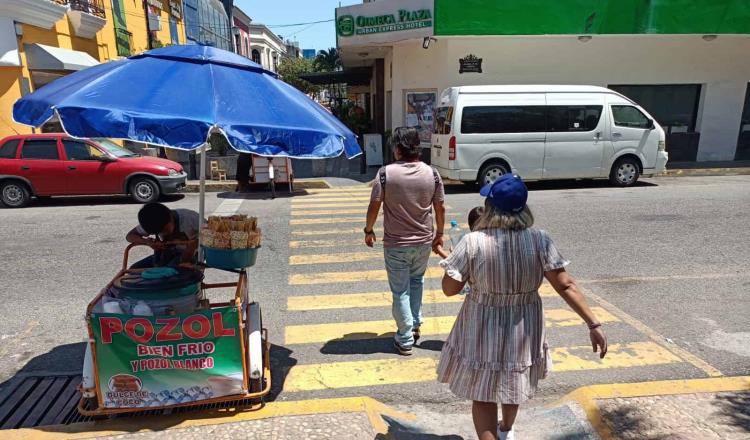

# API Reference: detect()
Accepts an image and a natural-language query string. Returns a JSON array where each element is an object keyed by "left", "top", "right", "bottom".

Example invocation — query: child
[
  {"left": 435, "top": 206, "right": 484, "bottom": 259},
  {"left": 126, "top": 203, "right": 201, "bottom": 268}
]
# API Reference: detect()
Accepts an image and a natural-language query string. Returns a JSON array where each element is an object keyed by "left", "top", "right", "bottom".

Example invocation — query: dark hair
[
  {"left": 468, "top": 206, "right": 484, "bottom": 231},
  {"left": 393, "top": 126, "right": 421, "bottom": 160},
  {"left": 138, "top": 203, "right": 172, "bottom": 234}
]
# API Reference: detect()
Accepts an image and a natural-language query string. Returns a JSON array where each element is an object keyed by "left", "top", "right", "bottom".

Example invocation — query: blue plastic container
[{"left": 202, "top": 246, "right": 259, "bottom": 269}]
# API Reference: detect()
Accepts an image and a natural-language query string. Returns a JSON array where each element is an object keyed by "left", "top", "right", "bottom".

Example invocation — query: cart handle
[{"left": 122, "top": 240, "right": 194, "bottom": 270}]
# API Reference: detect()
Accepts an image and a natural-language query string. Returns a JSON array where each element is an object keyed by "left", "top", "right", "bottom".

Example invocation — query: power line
[{"left": 267, "top": 19, "right": 334, "bottom": 28}]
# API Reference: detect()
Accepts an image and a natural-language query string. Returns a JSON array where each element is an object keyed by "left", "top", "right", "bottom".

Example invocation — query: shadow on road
[
  {"left": 217, "top": 190, "right": 300, "bottom": 200},
  {"left": 1, "top": 194, "right": 185, "bottom": 209},
  {"left": 716, "top": 391, "right": 750, "bottom": 434},
  {"left": 445, "top": 179, "right": 657, "bottom": 195},
  {"left": 320, "top": 335, "right": 444, "bottom": 355},
  {"left": 267, "top": 343, "right": 297, "bottom": 402},
  {"left": 376, "top": 415, "right": 465, "bottom": 440}
]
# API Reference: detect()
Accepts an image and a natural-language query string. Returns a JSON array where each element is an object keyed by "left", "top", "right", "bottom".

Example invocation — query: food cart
[
  {"left": 78, "top": 233, "right": 269, "bottom": 415},
  {"left": 12, "top": 44, "right": 361, "bottom": 416}
]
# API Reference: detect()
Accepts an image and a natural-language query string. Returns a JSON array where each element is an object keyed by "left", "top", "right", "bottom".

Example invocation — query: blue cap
[
  {"left": 479, "top": 173, "right": 528, "bottom": 213},
  {"left": 450, "top": 220, "right": 458, "bottom": 227}
]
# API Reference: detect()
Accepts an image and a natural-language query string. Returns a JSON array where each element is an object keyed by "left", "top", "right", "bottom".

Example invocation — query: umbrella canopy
[{"left": 13, "top": 45, "right": 361, "bottom": 159}]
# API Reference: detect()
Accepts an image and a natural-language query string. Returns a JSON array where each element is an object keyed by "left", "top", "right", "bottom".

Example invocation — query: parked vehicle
[
  {"left": 0, "top": 134, "right": 187, "bottom": 207},
  {"left": 431, "top": 85, "right": 669, "bottom": 187}
]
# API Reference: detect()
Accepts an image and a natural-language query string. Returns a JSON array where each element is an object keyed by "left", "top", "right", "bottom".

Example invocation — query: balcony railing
[{"left": 55, "top": 0, "right": 106, "bottom": 18}]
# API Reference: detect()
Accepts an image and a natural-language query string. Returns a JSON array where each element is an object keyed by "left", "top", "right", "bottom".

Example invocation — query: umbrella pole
[{"left": 198, "top": 143, "right": 207, "bottom": 260}]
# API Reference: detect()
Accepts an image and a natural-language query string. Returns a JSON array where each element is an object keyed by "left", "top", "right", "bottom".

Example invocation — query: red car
[{"left": 0, "top": 134, "right": 187, "bottom": 207}]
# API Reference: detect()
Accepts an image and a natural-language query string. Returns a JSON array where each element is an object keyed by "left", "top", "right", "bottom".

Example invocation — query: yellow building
[{"left": 0, "top": 0, "right": 187, "bottom": 138}]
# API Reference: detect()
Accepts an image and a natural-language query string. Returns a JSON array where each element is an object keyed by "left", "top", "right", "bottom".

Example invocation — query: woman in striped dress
[{"left": 437, "top": 174, "right": 608, "bottom": 440}]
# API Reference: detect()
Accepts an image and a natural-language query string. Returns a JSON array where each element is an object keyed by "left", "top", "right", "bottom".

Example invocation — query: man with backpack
[{"left": 364, "top": 127, "right": 446, "bottom": 355}]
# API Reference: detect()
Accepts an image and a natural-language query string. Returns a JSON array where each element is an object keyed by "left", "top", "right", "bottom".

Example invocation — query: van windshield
[{"left": 434, "top": 107, "right": 454, "bottom": 134}]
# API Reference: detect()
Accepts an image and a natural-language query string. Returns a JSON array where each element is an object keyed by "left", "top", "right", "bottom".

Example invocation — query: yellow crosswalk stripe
[
  {"left": 286, "top": 285, "right": 558, "bottom": 311},
  {"left": 292, "top": 209, "right": 372, "bottom": 216},
  {"left": 284, "top": 307, "right": 618, "bottom": 344},
  {"left": 290, "top": 217, "right": 364, "bottom": 225},
  {"left": 291, "top": 227, "right": 382, "bottom": 237},
  {"left": 290, "top": 239, "right": 368, "bottom": 249},
  {"left": 290, "top": 252, "right": 394, "bottom": 265},
  {"left": 283, "top": 341, "right": 683, "bottom": 392},
  {"left": 292, "top": 202, "right": 372, "bottom": 209},
  {"left": 290, "top": 267, "right": 444, "bottom": 285},
  {"left": 305, "top": 187, "right": 372, "bottom": 194},
  {"left": 292, "top": 196, "right": 372, "bottom": 203}
]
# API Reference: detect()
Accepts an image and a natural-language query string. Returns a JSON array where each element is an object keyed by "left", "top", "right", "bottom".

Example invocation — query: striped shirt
[{"left": 436, "top": 227, "right": 569, "bottom": 404}]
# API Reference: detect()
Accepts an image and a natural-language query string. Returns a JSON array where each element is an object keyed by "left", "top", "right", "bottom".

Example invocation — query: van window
[
  {"left": 461, "top": 106, "right": 546, "bottom": 134},
  {"left": 612, "top": 105, "right": 651, "bottom": 129},
  {"left": 547, "top": 106, "right": 602, "bottom": 132},
  {"left": 0, "top": 139, "right": 20, "bottom": 159},
  {"left": 434, "top": 106, "right": 453, "bottom": 134},
  {"left": 21, "top": 139, "right": 60, "bottom": 160}
]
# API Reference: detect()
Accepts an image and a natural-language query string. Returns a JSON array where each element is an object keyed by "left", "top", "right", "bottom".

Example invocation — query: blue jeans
[{"left": 384, "top": 244, "right": 432, "bottom": 346}]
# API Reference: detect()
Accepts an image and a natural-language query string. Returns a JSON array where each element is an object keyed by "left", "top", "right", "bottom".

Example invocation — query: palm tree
[{"left": 315, "top": 47, "right": 342, "bottom": 72}]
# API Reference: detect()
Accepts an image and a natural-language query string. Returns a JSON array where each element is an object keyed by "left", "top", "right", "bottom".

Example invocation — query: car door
[
  {"left": 543, "top": 94, "right": 607, "bottom": 179},
  {"left": 17, "top": 138, "right": 67, "bottom": 195},
  {"left": 62, "top": 139, "right": 120, "bottom": 194},
  {"left": 609, "top": 103, "right": 661, "bottom": 168}
]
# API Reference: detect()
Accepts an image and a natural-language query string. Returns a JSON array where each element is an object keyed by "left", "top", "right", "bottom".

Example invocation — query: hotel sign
[{"left": 336, "top": 0, "right": 434, "bottom": 46}]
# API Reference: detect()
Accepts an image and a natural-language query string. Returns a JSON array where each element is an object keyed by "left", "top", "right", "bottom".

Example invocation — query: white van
[{"left": 431, "top": 85, "right": 668, "bottom": 187}]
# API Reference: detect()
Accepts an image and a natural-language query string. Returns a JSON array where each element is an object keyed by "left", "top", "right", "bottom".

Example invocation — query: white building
[
  {"left": 248, "top": 24, "right": 286, "bottom": 73},
  {"left": 336, "top": 0, "right": 750, "bottom": 163}
]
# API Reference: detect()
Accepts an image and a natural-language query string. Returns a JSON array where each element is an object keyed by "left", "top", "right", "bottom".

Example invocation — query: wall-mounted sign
[
  {"left": 404, "top": 89, "right": 437, "bottom": 147},
  {"left": 459, "top": 54, "right": 483, "bottom": 74},
  {"left": 336, "top": 0, "right": 433, "bottom": 46}
]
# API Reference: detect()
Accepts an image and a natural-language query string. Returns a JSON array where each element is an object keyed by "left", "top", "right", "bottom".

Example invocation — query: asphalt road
[{"left": 0, "top": 175, "right": 748, "bottom": 415}]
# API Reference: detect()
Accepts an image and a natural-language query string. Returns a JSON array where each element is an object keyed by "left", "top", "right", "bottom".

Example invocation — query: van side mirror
[{"left": 646, "top": 119, "right": 655, "bottom": 130}]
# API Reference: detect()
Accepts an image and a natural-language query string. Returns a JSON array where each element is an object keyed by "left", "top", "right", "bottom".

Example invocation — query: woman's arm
[
  {"left": 442, "top": 273, "right": 465, "bottom": 297},
  {"left": 545, "top": 268, "right": 608, "bottom": 358}
]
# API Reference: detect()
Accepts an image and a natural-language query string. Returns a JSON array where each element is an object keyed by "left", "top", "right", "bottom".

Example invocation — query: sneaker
[
  {"left": 413, "top": 327, "right": 421, "bottom": 343},
  {"left": 393, "top": 340, "right": 413, "bottom": 356},
  {"left": 497, "top": 424, "right": 515, "bottom": 440}
]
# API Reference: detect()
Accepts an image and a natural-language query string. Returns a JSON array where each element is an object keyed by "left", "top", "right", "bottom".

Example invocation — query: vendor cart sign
[
  {"left": 91, "top": 307, "right": 244, "bottom": 408},
  {"left": 336, "top": 0, "right": 433, "bottom": 46},
  {"left": 459, "top": 54, "right": 483, "bottom": 74}
]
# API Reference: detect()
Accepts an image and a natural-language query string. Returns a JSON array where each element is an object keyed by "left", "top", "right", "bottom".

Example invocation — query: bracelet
[{"left": 588, "top": 322, "right": 602, "bottom": 330}]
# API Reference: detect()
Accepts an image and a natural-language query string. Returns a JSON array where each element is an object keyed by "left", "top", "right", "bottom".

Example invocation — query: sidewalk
[{"left": 7, "top": 377, "right": 748, "bottom": 439}]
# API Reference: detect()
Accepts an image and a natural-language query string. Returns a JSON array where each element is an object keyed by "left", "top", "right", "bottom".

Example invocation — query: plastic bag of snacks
[{"left": 200, "top": 215, "right": 262, "bottom": 249}]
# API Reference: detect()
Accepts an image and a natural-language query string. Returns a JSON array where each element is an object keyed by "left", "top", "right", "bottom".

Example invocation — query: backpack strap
[
  {"left": 379, "top": 166, "right": 387, "bottom": 197},
  {"left": 431, "top": 166, "right": 440, "bottom": 193}
]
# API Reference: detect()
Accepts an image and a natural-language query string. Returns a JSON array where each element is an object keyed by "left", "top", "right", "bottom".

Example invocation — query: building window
[
  {"left": 111, "top": 0, "right": 130, "bottom": 56},
  {"left": 184, "top": 0, "right": 198, "bottom": 41},
  {"left": 610, "top": 84, "right": 702, "bottom": 162},
  {"left": 461, "top": 106, "right": 546, "bottom": 134},
  {"left": 736, "top": 83, "right": 750, "bottom": 161},
  {"left": 251, "top": 49, "right": 261, "bottom": 64}
]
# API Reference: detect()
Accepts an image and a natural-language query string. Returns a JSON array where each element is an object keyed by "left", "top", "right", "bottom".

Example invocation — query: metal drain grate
[{"left": 0, "top": 374, "right": 265, "bottom": 429}]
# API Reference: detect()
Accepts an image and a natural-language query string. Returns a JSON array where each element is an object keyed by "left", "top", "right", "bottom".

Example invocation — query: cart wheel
[{"left": 246, "top": 302, "right": 265, "bottom": 396}]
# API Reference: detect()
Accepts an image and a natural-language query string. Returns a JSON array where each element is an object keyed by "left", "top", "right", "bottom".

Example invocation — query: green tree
[
  {"left": 277, "top": 57, "right": 320, "bottom": 95},
  {"left": 314, "top": 47, "right": 342, "bottom": 72}
]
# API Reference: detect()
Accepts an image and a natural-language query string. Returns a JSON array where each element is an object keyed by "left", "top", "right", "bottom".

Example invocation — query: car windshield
[{"left": 94, "top": 139, "right": 139, "bottom": 157}]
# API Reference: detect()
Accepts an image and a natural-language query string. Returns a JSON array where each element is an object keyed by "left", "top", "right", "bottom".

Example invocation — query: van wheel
[
  {"left": 610, "top": 158, "right": 640, "bottom": 187},
  {"left": 130, "top": 178, "right": 160, "bottom": 203},
  {"left": 1, "top": 181, "right": 31, "bottom": 208},
  {"left": 478, "top": 162, "right": 509, "bottom": 187}
]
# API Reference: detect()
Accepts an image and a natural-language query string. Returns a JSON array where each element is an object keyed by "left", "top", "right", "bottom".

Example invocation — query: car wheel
[
  {"left": 130, "top": 178, "right": 160, "bottom": 203},
  {"left": 610, "top": 158, "right": 640, "bottom": 187},
  {"left": 1, "top": 181, "right": 31, "bottom": 208},
  {"left": 477, "top": 162, "right": 509, "bottom": 187}
]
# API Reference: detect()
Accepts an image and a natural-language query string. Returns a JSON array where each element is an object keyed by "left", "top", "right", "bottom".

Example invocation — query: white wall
[{"left": 388, "top": 34, "right": 750, "bottom": 161}]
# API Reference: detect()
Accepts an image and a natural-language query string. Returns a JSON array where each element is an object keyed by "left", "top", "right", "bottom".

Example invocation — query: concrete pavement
[{"left": 0, "top": 175, "right": 748, "bottom": 438}]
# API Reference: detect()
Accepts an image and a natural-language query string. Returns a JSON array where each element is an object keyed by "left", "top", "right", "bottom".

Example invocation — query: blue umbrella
[
  {"left": 13, "top": 45, "right": 361, "bottom": 244},
  {"left": 13, "top": 45, "right": 361, "bottom": 159}
]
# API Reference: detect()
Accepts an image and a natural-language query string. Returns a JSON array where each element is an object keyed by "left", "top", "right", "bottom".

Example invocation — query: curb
[
  {"left": 4, "top": 396, "right": 414, "bottom": 439},
  {"left": 182, "top": 179, "right": 332, "bottom": 193},
  {"left": 557, "top": 376, "right": 750, "bottom": 440},
  {"left": 656, "top": 167, "right": 750, "bottom": 177}
]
